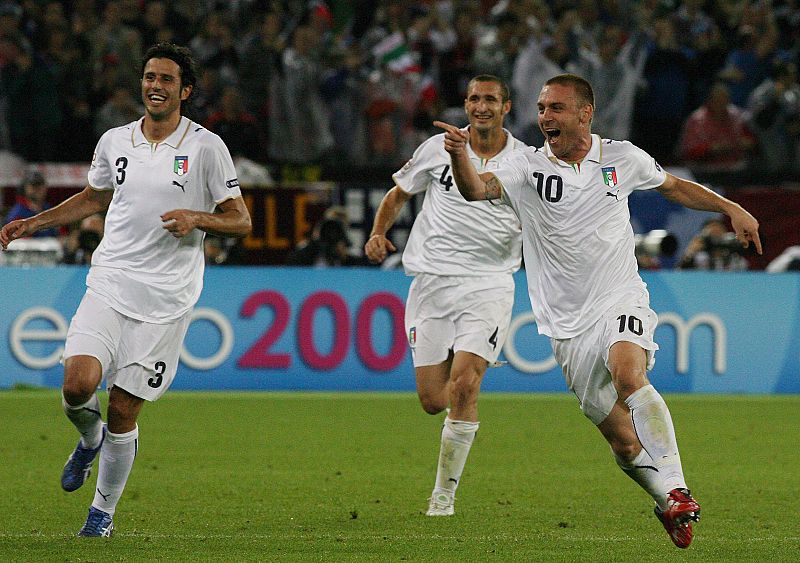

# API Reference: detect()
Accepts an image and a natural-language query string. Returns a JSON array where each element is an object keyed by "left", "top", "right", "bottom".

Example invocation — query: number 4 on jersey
[{"left": 439, "top": 165, "right": 453, "bottom": 191}]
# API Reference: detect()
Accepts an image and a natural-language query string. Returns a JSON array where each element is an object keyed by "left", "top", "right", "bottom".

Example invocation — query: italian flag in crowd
[
  {"left": 372, "top": 32, "right": 437, "bottom": 103},
  {"left": 372, "top": 32, "right": 422, "bottom": 74}
]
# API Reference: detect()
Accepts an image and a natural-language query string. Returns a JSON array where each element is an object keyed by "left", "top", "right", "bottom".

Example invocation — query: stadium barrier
[{"left": 1, "top": 266, "right": 797, "bottom": 393}]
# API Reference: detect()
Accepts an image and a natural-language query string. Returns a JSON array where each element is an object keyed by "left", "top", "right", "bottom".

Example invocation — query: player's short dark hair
[
  {"left": 467, "top": 74, "right": 511, "bottom": 103},
  {"left": 545, "top": 74, "right": 594, "bottom": 109},
  {"left": 141, "top": 42, "right": 198, "bottom": 108}
]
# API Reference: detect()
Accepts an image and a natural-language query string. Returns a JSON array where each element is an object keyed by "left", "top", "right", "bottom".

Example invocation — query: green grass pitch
[{"left": 0, "top": 390, "right": 798, "bottom": 562}]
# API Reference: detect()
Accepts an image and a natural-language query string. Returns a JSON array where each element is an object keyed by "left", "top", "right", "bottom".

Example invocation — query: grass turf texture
[{"left": 0, "top": 391, "right": 798, "bottom": 562}]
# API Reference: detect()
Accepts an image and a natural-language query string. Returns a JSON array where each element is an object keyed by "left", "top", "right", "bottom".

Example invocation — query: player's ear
[
  {"left": 581, "top": 104, "right": 593, "bottom": 126},
  {"left": 502, "top": 99, "right": 512, "bottom": 116},
  {"left": 180, "top": 84, "right": 193, "bottom": 101}
]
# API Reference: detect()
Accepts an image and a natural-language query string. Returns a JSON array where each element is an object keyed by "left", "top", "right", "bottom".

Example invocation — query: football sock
[
  {"left": 625, "top": 384, "right": 687, "bottom": 492},
  {"left": 614, "top": 447, "right": 668, "bottom": 510},
  {"left": 63, "top": 392, "right": 103, "bottom": 449},
  {"left": 433, "top": 417, "right": 479, "bottom": 496},
  {"left": 92, "top": 426, "right": 138, "bottom": 516}
]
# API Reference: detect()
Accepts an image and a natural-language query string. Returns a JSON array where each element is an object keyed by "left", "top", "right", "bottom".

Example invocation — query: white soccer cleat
[{"left": 426, "top": 491, "right": 455, "bottom": 516}]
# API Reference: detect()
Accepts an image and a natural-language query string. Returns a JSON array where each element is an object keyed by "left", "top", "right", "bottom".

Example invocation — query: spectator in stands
[
  {"left": 89, "top": 0, "right": 142, "bottom": 96},
  {"left": 632, "top": 16, "right": 692, "bottom": 163},
  {"left": 189, "top": 9, "right": 238, "bottom": 84},
  {"left": 511, "top": 31, "right": 569, "bottom": 146},
  {"left": 139, "top": 1, "right": 177, "bottom": 47},
  {"left": 4, "top": 169, "right": 58, "bottom": 238},
  {"left": 320, "top": 43, "right": 369, "bottom": 165},
  {"left": 270, "top": 23, "right": 333, "bottom": 169},
  {"left": 472, "top": 11, "right": 524, "bottom": 88},
  {"left": 204, "top": 85, "right": 261, "bottom": 162},
  {"left": 0, "top": 32, "right": 62, "bottom": 161},
  {"left": 239, "top": 10, "right": 284, "bottom": 119},
  {"left": 678, "top": 218, "right": 750, "bottom": 271},
  {"left": 567, "top": 25, "right": 647, "bottom": 141},
  {"left": 94, "top": 85, "right": 143, "bottom": 138},
  {"left": 717, "top": 23, "right": 777, "bottom": 108},
  {"left": 439, "top": 9, "right": 479, "bottom": 108},
  {"left": 677, "top": 82, "right": 756, "bottom": 178},
  {"left": 747, "top": 60, "right": 800, "bottom": 179}
]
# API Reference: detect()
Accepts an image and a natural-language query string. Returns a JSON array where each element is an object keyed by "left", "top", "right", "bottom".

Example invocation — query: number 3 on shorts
[{"left": 149, "top": 361, "right": 166, "bottom": 388}]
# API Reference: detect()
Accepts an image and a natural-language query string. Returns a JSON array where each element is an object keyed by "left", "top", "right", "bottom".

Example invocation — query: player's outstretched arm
[
  {"left": 365, "top": 186, "right": 411, "bottom": 264},
  {"left": 0, "top": 186, "right": 112, "bottom": 250},
  {"left": 162, "top": 197, "right": 252, "bottom": 239},
  {"left": 432, "top": 120, "right": 502, "bottom": 202},
  {"left": 657, "top": 173, "right": 762, "bottom": 254}
]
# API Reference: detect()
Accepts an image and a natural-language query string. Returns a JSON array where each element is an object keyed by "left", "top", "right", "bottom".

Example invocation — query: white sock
[
  {"left": 62, "top": 392, "right": 103, "bottom": 449},
  {"left": 624, "top": 385, "right": 687, "bottom": 492},
  {"left": 92, "top": 426, "right": 138, "bottom": 516},
  {"left": 615, "top": 448, "right": 668, "bottom": 510},
  {"left": 433, "top": 418, "right": 479, "bottom": 496}
]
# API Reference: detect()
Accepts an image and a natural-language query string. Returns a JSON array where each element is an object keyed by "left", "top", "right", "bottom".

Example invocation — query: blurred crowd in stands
[
  {"left": 0, "top": 0, "right": 798, "bottom": 181},
  {"left": 1, "top": 0, "right": 799, "bottom": 269}
]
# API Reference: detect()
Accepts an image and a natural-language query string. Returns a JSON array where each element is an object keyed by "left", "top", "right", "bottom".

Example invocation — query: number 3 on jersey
[{"left": 439, "top": 165, "right": 453, "bottom": 191}]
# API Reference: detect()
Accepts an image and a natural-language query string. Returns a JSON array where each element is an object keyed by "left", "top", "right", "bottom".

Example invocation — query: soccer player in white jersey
[
  {"left": 434, "top": 74, "right": 762, "bottom": 548},
  {"left": 365, "top": 75, "right": 525, "bottom": 516},
  {"left": 0, "top": 43, "right": 252, "bottom": 537}
]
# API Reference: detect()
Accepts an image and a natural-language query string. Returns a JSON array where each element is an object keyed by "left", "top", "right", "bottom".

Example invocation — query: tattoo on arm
[{"left": 484, "top": 176, "right": 502, "bottom": 200}]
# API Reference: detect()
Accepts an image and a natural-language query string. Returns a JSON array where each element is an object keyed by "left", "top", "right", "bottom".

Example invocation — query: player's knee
[
  {"left": 61, "top": 377, "right": 96, "bottom": 405},
  {"left": 418, "top": 392, "right": 447, "bottom": 415},
  {"left": 612, "top": 373, "right": 647, "bottom": 401}
]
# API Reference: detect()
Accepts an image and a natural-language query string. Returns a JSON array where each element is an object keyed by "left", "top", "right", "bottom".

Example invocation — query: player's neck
[
  {"left": 554, "top": 134, "right": 592, "bottom": 165},
  {"left": 469, "top": 127, "right": 507, "bottom": 159},
  {"left": 142, "top": 112, "right": 183, "bottom": 143}
]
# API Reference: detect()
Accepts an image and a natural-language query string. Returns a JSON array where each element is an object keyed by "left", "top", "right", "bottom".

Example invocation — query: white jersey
[
  {"left": 493, "top": 134, "right": 667, "bottom": 338},
  {"left": 393, "top": 127, "right": 525, "bottom": 276},
  {"left": 86, "top": 116, "right": 241, "bottom": 323}
]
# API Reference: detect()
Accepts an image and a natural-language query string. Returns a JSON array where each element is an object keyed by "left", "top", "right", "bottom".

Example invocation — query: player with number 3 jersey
[{"left": 0, "top": 42, "right": 251, "bottom": 537}]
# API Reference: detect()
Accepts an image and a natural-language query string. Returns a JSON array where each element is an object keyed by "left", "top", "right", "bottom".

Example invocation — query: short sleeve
[
  {"left": 623, "top": 142, "right": 667, "bottom": 195},
  {"left": 493, "top": 148, "right": 532, "bottom": 204},
  {"left": 87, "top": 130, "right": 116, "bottom": 191},
  {"left": 203, "top": 133, "right": 241, "bottom": 203},
  {"left": 391, "top": 134, "right": 444, "bottom": 195}
]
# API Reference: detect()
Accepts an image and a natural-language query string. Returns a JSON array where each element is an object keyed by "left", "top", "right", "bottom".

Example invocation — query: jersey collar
[
  {"left": 131, "top": 116, "right": 193, "bottom": 148},
  {"left": 543, "top": 134, "right": 603, "bottom": 166},
  {"left": 464, "top": 126, "right": 515, "bottom": 161}
]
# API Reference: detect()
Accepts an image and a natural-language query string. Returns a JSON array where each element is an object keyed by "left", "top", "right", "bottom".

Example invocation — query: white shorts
[
  {"left": 551, "top": 293, "right": 659, "bottom": 425},
  {"left": 62, "top": 292, "right": 192, "bottom": 401},
  {"left": 405, "top": 273, "right": 515, "bottom": 367}
]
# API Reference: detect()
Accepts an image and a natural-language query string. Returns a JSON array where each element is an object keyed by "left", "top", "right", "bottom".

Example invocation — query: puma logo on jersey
[
  {"left": 172, "top": 180, "right": 186, "bottom": 192},
  {"left": 606, "top": 191, "right": 619, "bottom": 200}
]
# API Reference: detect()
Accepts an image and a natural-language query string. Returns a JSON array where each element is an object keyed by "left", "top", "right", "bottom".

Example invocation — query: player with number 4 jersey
[
  {"left": 366, "top": 75, "right": 525, "bottom": 517},
  {"left": 0, "top": 42, "right": 251, "bottom": 537},
  {"left": 435, "top": 74, "right": 762, "bottom": 547}
]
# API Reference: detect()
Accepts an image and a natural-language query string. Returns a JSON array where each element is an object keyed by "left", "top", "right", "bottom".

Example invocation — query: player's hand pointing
[{"left": 433, "top": 121, "right": 469, "bottom": 156}]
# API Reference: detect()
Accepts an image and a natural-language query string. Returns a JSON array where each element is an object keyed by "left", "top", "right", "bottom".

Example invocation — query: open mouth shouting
[{"left": 544, "top": 127, "right": 561, "bottom": 143}]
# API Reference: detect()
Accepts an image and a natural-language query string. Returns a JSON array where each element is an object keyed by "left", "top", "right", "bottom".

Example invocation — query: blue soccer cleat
[
  {"left": 77, "top": 507, "right": 114, "bottom": 537},
  {"left": 61, "top": 426, "right": 106, "bottom": 492}
]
